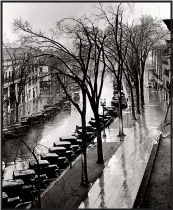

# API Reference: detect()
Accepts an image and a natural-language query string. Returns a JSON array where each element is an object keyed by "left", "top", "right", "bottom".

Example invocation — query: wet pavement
[
  {"left": 141, "top": 136, "right": 171, "bottom": 208},
  {"left": 79, "top": 87, "right": 167, "bottom": 209},
  {"left": 2, "top": 75, "right": 113, "bottom": 180}
]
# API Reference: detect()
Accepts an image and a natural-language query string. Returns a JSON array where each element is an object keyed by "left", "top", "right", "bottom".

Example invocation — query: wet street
[
  {"left": 2, "top": 75, "right": 114, "bottom": 180},
  {"left": 79, "top": 87, "right": 168, "bottom": 208}
]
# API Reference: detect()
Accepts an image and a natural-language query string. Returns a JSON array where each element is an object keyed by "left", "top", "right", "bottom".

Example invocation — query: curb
[{"left": 133, "top": 134, "right": 162, "bottom": 208}]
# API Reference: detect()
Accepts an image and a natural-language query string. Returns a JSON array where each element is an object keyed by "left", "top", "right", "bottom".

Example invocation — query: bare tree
[
  {"left": 124, "top": 15, "right": 168, "bottom": 109},
  {"left": 95, "top": 3, "right": 132, "bottom": 137},
  {"left": 13, "top": 15, "right": 109, "bottom": 167}
]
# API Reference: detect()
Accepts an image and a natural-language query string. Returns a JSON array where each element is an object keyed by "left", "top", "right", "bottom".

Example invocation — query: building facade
[
  {"left": 2, "top": 48, "right": 56, "bottom": 127},
  {"left": 149, "top": 19, "right": 172, "bottom": 104}
]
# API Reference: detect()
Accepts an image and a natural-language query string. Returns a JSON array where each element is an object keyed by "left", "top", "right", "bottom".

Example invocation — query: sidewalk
[
  {"left": 78, "top": 88, "right": 167, "bottom": 208},
  {"left": 141, "top": 135, "right": 171, "bottom": 209}
]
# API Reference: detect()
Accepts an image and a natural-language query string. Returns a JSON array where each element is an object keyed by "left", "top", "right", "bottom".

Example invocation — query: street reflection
[
  {"left": 99, "top": 173, "right": 105, "bottom": 208},
  {"left": 79, "top": 87, "right": 168, "bottom": 209},
  {"left": 2, "top": 75, "right": 113, "bottom": 180}
]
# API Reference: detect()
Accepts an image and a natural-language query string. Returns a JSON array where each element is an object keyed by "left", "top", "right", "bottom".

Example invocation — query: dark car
[
  {"left": 29, "top": 160, "right": 50, "bottom": 170},
  {"left": 29, "top": 160, "right": 59, "bottom": 178},
  {"left": 13, "top": 169, "right": 36, "bottom": 185},
  {"left": 104, "top": 106, "right": 118, "bottom": 117},
  {"left": 49, "top": 147, "right": 75, "bottom": 162},
  {"left": 2, "top": 192, "right": 8, "bottom": 208},
  {"left": 3, "top": 179, "right": 24, "bottom": 198},
  {"left": 18, "top": 185, "right": 37, "bottom": 202},
  {"left": 41, "top": 153, "right": 69, "bottom": 170},
  {"left": 15, "top": 201, "right": 32, "bottom": 209},
  {"left": 53, "top": 141, "right": 72, "bottom": 150},
  {"left": 75, "top": 125, "right": 96, "bottom": 133},
  {"left": 6, "top": 196, "right": 21, "bottom": 208},
  {"left": 60, "top": 136, "right": 82, "bottom": 145}
]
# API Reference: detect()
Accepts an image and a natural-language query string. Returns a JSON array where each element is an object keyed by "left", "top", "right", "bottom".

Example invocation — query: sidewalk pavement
[
  {"left": 141, "top": 135, "right": 171, "bottom": 208},
  {"left": 79, "top": 88, "right": 167, "bottom": 208}
]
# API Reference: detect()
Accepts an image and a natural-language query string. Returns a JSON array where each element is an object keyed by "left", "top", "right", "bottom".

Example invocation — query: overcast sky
[{"left": 3, "top": 2, "right": 171, "bottom": 42}]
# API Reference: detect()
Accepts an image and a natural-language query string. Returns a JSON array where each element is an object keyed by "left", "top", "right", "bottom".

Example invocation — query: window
[
  {"left": 35, "top": 66, "right": 38, "bottom": 72},
  {"left": 9, "top": 72, "right": 11, "bottom": 78},
  {"left": 29, "top": 90, "right": 31, "bottom": 98},
  {"left": 36, "top": 87, "right": 38, "bottom": 94},
  {"left": 32, "top": 76, "right": 34, "bottom": 84},
  {"left": 32, "top": 65, "right": 34, "bottom": 72}
]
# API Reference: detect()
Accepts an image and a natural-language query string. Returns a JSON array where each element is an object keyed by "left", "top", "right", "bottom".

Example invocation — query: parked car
[
  {"left": 104, "top": 106, "right": 118, "bottom": 117},
  {"left": 6, "top": 196, "right": 21, "bottom": 208},
  {"left": 75, "top": 125, "right": 96, "bottom": 133},
  {"left": 53, "top": 141, "right": 72, "bottom": 150},
  {"left": 74, "top": 130, "right": 95, "bottom": 143},
  {"left": 54, "top": 140, "right": 81, "bottom": 156},
  {"left": 29, "top": 160, "right": 50, "bottom": 170},
  {"left": 40, "top": 153, "right": 69, "bottom": 170},
  {"left": 29, "top": 160, "right": 59, "bottom": 178},
  {"left": 13, "top": 169, "right": 36, "bottom": 185},
  {"left": 32, "top": 174, "right": 49, "bottom": 190},
  {"left": 2, "top": 192, "right": 8, "bottom": 208},
  {"left": 60, "top": 136, "right": 82, "bottom": 145},
  {"left": 70, "top": 145, "right": 81, "bottom": 155},
  {"left": 49, "top": 147, "right": 75, "bottom": 161},
  {"left": 15, "top": 201, "right": 32, "bottom": 209},
  {"left": 3, "top": 179, "right": 24, "bottom": 198},
  {"left": 19, "top": 185, "right": 36, "bottom": 202}
]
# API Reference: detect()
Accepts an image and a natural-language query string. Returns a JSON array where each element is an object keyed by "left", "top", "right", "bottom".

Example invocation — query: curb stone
[{"left": 133, "top": 133, "right": 162, "bottom": 208}]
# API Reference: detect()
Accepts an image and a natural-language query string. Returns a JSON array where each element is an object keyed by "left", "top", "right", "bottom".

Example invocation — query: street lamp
[{"left": 100, "top": 98, "right": 106, "bottom": 138}]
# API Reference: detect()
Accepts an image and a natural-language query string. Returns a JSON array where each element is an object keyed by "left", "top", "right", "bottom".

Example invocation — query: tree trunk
[
  {"left": 35, "top": 158, "right": 41, "bottom": 208},
  {"left": 140, "top": 75, "right": 145, "bottom": 109},
  {"left": 80, "top": 155, "right": 84, "bottom": 186},
  {"left": 118, "top": 88, "right": 125, "bottom": 137},
  {"left": 129, "top": 84, "right": 136, "bottom": 120},
  {"left": 81, "top": 116, "right": 89, "bottom": 186},
  {"left": 95, "top": 111, "right": 104, "bottom": 164},
  {"left": 135, "top": 82, "right": 140, "bottom": 114},
  {"left": 15, "top": 102, "right": 19, "bottom": 122},
  {"left": 116, "top": 80, "right": 125, "bottom": 137},
  {"left": 123, "top": 69, "right": 136, "bottom": 120},
  {"left": 80, "top": 89, "right": 89, "bottom": 186}
]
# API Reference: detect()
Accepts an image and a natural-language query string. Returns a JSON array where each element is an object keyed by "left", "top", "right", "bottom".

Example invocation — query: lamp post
[{"left": 100, "top": 98, "right": 106, "bottom": 138}]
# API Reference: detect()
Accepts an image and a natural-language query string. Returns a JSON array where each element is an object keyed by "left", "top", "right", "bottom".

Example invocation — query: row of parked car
[
  {"left": 2, "top": 135, "right": 83, "bottom": 208},
  {"left": 3, "top": 90, "right": 82, "bottom": 140},
  {"left": 111, "top": 81, "right": 128, "bottom": 109},
  {"left": 3, "top": 98, "right": 72, "bottom": 140},
  {"left": 2, "top": 106, "right": 117, "bottom": 209}
]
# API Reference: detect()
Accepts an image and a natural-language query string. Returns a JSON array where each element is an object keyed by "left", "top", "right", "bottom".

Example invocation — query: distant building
[
  {"left": 2, "top": 48, "right": 59, "bottom": 127},
  {"left": 149, "top": 19, "right": 172, "bottom": 104}
]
